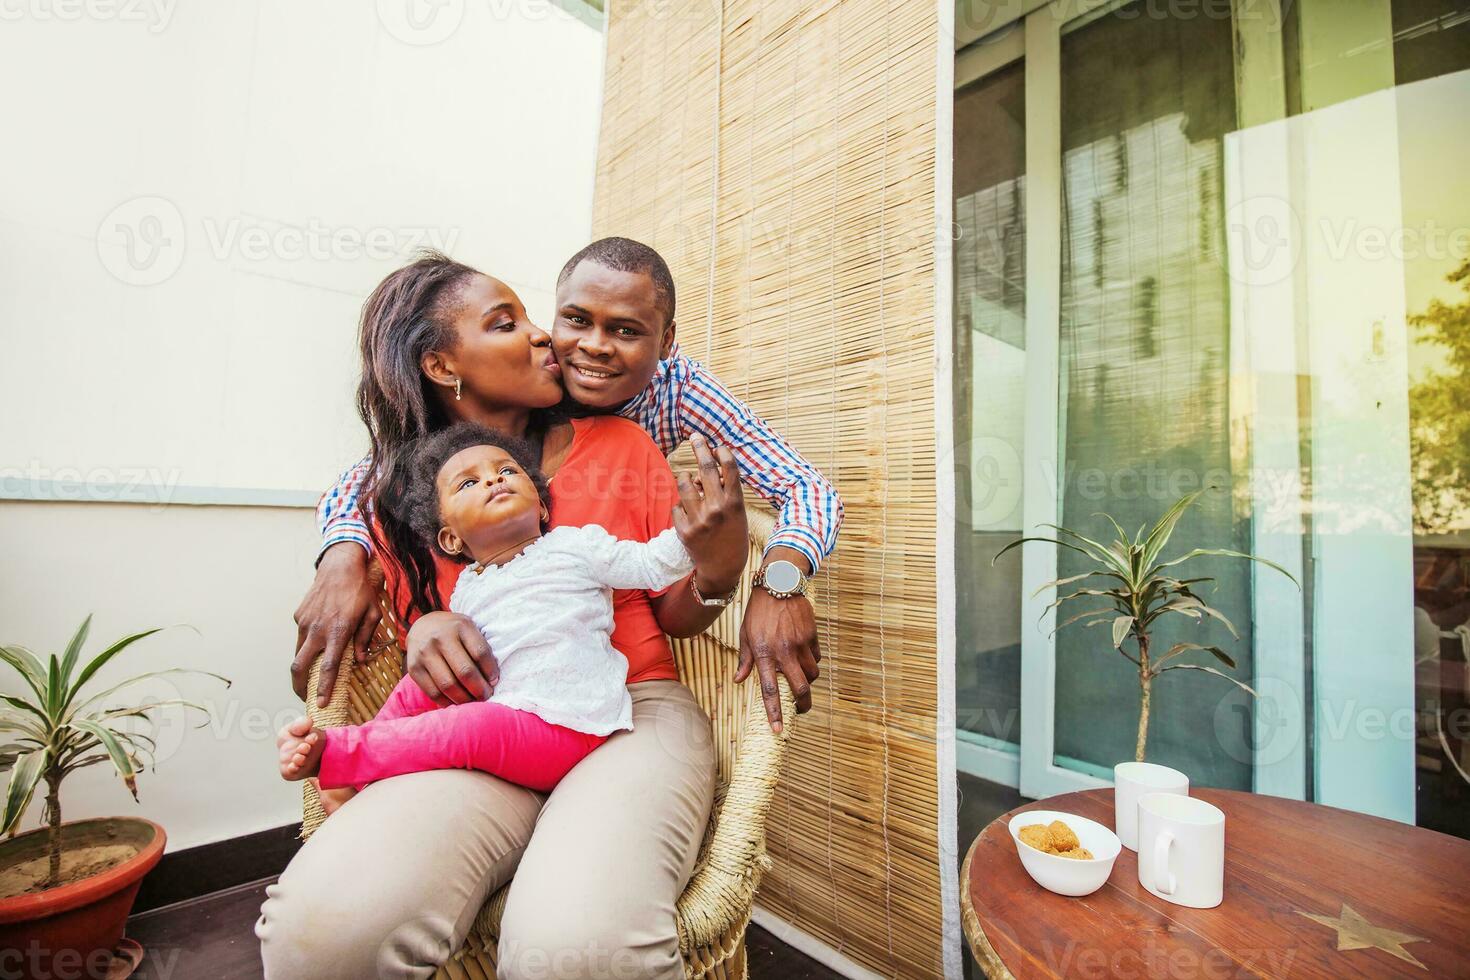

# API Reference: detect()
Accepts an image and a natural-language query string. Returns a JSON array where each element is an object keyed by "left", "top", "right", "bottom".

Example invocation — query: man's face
[{"left": 551, "top": 260, "right": 674, "bottom": 410}]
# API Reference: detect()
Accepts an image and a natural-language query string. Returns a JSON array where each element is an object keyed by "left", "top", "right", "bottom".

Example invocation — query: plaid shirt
[{"left": 318, "top": 348, "right": 844, "bottom": 572}]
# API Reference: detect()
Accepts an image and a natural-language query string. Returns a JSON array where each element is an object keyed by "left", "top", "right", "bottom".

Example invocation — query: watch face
[{"left": 765, "top": 560, "right": 802, "bottom": 593}]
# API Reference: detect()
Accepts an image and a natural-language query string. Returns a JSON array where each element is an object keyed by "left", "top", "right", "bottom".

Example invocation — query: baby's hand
[{"left": 277, "top": 716, "right": 325, "bottom": 781}]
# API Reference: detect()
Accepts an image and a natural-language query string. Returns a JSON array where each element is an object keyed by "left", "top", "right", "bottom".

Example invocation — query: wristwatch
[
  {"left": 753, "top": 559, "right": 808, "bottom": 599},
  {"left": 690, "top": 575, "right": 739, "bottom": 608}
]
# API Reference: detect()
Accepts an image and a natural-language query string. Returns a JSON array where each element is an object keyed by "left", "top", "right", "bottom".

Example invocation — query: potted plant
[
  {"left": 0, "top": 616, "right": 226, "bottom": 977},
  {"left": 995, "top": 488, "right": 1298, "bottom": 762}
]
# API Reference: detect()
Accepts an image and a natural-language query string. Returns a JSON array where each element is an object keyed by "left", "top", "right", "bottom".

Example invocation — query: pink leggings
[{"left": 317, "top": 675, "right": 607, "bottom": 794}]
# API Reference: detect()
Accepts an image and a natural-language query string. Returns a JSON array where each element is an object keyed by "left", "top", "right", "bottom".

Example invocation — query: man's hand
[
  {"left": 292, "top": 543, "right": 383, "bottom": 706},
  {"left": 405, "top": 611, "right": 500, "bottom": 706},
  {"left": 736, "top": 547, "right": 820, "bottom": 733}
]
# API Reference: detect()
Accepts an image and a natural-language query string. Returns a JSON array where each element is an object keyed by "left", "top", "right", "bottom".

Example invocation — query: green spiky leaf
[
  {"left": 1151, "top": 548, "right": 1299, "bottom": 587},
  {"left": 994, "top": 535, "right": 1117, "bottom": 570},
  {"left": 1158, "top": 663, "right": 1258, "bottom": 697},
  {"left": 1031, "top": 569, "right": 1125, "bottom": 597},
  {"left": 2, "top": 750, "right": 45, "bottom": 837},
  {"left": 70, "top": 667, "right": 229, "bottom": 719},
  {"left": 57, "top": 615, "right": 92, "bottom": 695},
  {"left": 0, "top": 646, "right": 48, "bottom": 703},
  {"left": 1152, "top": 642, "right": 1236, "bottom": 672},
  {"left": 1140, "top": 487, "right": 1215, "bottom": 571},
  {"left": 1051, "top": 607, "right": 1117, "bottom": 636},
  {"left": 71, "top": 720, "right": 139, "bottom": 801},
  {"left": 1039, "top": 524, "right": 1134, "bottom": 580},
  {"left": 1094, "top": 512, "right": 1131, "bottom": 551}
]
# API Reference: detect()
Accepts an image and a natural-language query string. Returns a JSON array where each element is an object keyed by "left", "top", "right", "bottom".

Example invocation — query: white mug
[
  {"left": 1113, "top": 762, "right": 1188, "bottom": 850},
  {"left": 1136, "top": 792, "right": 1225, "bottom": 909}
]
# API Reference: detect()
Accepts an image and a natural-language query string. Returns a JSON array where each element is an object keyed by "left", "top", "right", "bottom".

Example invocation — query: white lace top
[{"left": 448, "top": 524, "right": 693, "bottom": 735}]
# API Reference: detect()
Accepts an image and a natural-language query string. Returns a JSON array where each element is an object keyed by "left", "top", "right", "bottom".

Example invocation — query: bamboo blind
[{"left": 593, "top": 1, "right": 943, "bottom": 976}]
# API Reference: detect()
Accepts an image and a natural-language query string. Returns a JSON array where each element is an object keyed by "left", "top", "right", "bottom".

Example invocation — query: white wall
[
  {"left": 0, "top": 1, "right": 603, "bottom": 850},
  {"left": 0, "top": 0, "right": 603, "bottom": 499}
]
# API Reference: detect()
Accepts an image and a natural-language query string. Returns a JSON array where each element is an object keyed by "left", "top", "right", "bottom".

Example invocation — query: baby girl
[{"left": 275, "top": 421, "right": 703, "bottom": 807}]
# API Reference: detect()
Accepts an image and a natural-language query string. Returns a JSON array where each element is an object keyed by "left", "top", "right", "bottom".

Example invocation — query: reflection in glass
[
  {"left": 954, "top": 61, "right": 1026, "bottom": 748},
  {"left": 1396, "top": 10, "right": 1470, "bottom": 836}
]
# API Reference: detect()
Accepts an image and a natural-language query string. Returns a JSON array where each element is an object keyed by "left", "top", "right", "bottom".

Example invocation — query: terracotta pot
[{"left": 0, "top": 818, "right": 165, "bottom": 980}]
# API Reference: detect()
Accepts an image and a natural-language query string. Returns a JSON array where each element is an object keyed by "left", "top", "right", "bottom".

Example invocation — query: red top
[{"left": 379, "top": 415, "right": 682, "bottom": 684}]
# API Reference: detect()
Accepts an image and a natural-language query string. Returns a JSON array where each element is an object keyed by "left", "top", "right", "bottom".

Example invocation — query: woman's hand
[
  {"left": 405, "top": 611, "right": 500, "bottom": 706},
  {"left": 292, "top": 543, "right": 383, "bottom": 707},
  {"left": 672, "top": 435, "right": 747, "bottom": 596}
]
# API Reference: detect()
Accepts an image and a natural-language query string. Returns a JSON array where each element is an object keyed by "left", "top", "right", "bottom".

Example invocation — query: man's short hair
[{"left": 557, "top": 236, "right": 675, "bottom": 328}]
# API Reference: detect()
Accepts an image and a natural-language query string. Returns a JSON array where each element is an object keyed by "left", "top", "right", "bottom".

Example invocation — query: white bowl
[{"left": 1007, "top": 810, "right": 1121, "bottom": 897}]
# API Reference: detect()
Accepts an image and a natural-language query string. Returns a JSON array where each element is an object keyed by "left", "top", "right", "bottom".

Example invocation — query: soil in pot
[
  {"left": 0, "top": 820, "right": 155, "bottom": 898},
  {"left": 0, "top": 842, "right": 143, "bottom": 897}
]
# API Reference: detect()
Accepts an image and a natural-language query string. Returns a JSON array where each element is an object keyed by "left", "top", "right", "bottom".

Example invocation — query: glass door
[
  {"left": 953, "top": 0, "right": 1470, "bottom": 836},
  {"left": 953, "top": 37, "right": 1027, "bottom": 787}
]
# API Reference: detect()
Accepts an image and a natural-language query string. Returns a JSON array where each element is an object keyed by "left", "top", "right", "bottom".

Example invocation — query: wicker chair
[{"left": 301, "top": 507, "right": 793, "bottom": 980}]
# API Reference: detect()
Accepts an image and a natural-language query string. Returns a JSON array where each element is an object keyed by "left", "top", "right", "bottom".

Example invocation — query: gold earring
[{"left": 454, "top": 378, "right": 463, "bottom": 401}]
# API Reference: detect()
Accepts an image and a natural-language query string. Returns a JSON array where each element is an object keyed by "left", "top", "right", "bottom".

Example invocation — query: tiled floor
[{"left": 125, "top": 878, "right": 842, "bottom": 979}]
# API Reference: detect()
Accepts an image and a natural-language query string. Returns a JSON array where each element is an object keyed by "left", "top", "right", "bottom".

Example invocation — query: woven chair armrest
[
  {"left": 299, "top": 601, "right": 408, "bottom": 840},
  {"left": 300, "top": 653, "right": 354, "bottom": 841},
  {"left": 675, "top": 676, "right": 796, "bottom": 951}
]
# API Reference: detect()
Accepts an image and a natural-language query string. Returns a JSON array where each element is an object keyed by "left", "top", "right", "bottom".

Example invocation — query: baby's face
[{"left": 435, "top": 444, "right": 544, "bottom": 560}]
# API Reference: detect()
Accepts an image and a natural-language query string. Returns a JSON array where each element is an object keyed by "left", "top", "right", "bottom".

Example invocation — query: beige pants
[{"left": 256, "top": 680, "right": 716, "bottom": 980}]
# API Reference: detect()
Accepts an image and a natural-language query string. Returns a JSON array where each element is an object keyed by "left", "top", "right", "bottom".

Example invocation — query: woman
[{"left": 256, "top": 253, "right": 748, "bottom": 979}]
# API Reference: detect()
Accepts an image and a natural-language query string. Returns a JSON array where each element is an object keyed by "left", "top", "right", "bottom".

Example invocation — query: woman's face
[{"left": 429, "top": 274, "right": 563, "bottom": 411}]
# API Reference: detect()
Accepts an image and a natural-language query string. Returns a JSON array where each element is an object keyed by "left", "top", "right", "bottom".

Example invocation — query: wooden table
[{"left": 961, "top": 789, "right": 1470, "bottom": 978}]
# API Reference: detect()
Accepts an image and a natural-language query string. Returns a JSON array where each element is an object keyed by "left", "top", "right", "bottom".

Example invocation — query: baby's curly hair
[{"left": 404, "top": 422, "right": 552, "bottom": 562}]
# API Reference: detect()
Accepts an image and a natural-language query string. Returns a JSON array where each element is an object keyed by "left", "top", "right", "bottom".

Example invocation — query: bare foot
[
  {"left": 307, "top": 777, "right": 358, "bottom": 817},
  {"left": 277, "top": 716, "right": 325, "bottom": 781}
]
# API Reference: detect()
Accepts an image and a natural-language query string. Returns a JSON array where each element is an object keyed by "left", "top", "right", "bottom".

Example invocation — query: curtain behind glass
[{"left": 1053, "top": 2, "right": 1254, "bottom": 787}]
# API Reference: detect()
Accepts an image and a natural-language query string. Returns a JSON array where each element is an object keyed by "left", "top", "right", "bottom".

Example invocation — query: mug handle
[{"left": 1153, "top": 830, "right": 1176, "bottom": 895}]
